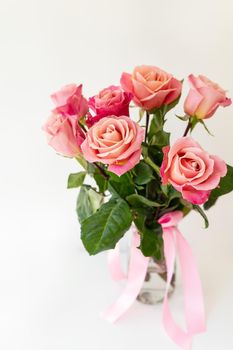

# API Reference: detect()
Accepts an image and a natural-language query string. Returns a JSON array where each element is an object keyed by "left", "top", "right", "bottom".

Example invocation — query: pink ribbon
[
  {"left": 159, "top": 211, "right": 206, "bottom": 349},
  {"left": 101, "top": 211, "right": 206, "bottom": 349},
  {"left": 107, "top": 242, "right": 127, "bottom": 281},
  {"left": 101, "top": 233, "right": 149, "bottom": 322}
]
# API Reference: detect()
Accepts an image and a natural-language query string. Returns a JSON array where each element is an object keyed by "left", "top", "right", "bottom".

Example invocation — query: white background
[{"left": 0, "top": 0, "right": 233, "bottom": 349}]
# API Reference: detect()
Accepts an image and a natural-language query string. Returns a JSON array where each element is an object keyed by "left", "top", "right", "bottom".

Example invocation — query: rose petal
[
  {"left": 51, "top": 84, "right": 77, "bottom": 107},
  {"left": 182, "top": 186, "right": 211, "bottom": 204},
  {"left": 108, "top": 150, "right": 141, "bottom": 176}
]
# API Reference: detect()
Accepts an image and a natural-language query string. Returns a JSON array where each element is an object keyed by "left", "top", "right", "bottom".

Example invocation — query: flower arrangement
[{"left": 43, "top": 65, "right": 233, "bottom": 348}]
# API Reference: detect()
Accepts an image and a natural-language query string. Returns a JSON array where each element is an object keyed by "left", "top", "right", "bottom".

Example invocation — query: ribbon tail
[
  {"left": 163, "top": 227, "right": 192, "bottom": 349},
  {"left": 108, "top": 242, "right": 127, "bottom": 281},
  {"left": 101, "top": 231, "right": 149, "bottom": 323},
  {"left": 175, "top": 228, "right": 206, "bottom": 334},
  {"left": 162, "top": 227, "right": 206, "bottom": 350}
]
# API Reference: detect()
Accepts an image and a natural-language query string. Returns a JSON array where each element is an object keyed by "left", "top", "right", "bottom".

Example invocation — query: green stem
[
  {"left": 144, "top": 156, "right": 160, "bottom": 176},
  {"left": 75, "top": 155, "right": 87, "bottom": 170}
]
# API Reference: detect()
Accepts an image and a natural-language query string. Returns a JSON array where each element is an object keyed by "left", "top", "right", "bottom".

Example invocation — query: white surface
[{"left": 0, "top": 0, "right": 233, "bottom": 349}]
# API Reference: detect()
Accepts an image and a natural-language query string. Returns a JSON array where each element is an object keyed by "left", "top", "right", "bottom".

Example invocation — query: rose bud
[{"left": 184, "top": 74, "right": 231, "bottom": 119}]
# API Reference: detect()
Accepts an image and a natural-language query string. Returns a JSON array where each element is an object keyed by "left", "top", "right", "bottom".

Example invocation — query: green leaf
[
  {"left": 86, "top": 162, "right": 109, "bottom": 193},
  {"left": 204, "top": 164, "right": 233, "bottom": 210},
  {"left": 180, "top": 198, "right": 193, "bottom": 209},
  {"left": 199, "top": 120, "right": 214, "bottom": 136},
  {"left": 108, "top": 172, "right": 135, "bottom": 199},
  {"left": 193, "top": 205, "right": 209, "bottom": 228},
  {"left": 161, "top": 184, "right": 169, "bottom": 196},
  {"left": 81, "top": 198, "right": 132, "bottom": 255},
  {"left": 76, "top": 185, "right": 103, "bottom": 223},
  {"left": 149, "top": 92, "right": 182, "bottom": 116},
  {"left": 147, "top": 145, "right": 164, "bottom": 167},
  {"left": 134, "top": 161, "right": 154, "bottom": 185},
  {"left": 162, "top": 93, "right": 182, "bottom": 115},
  {"left": 176, "top": 114, "right": 190, "bottom": 121},
  {"left": 93, "top": 173, "right": 108, "bottom": 193},
  {"left": 148, "top": 111, "right": 170, "bottom": 147},
  {"left": 135, "top": 185, "right": 144, "bottom": 191},
  {"left": 166, "top": 185, "right": 181, "bottom": 204},
  {"left": 149, "top": 130, "right": 170, "bottom": 147},
  {"left": 67, "top": 172, "right": 86, "bottom": 189},
  {"left": 86, "top": 162, "right": 96, "bottom": 174},
  {"left": 134, "top": 213, "right": 163, "bottom": 259},
  {"left": 148, "top": 111, "right": 164, "bottom": 138},
  {"left": 75, "top": 155, "right": 88, "bottom": 170},
  {"left": 106, "top": 170, "right": 121, "bottom": 182},
  {"left": 126, "top": 194, "right": 165, "bottom": 208}
]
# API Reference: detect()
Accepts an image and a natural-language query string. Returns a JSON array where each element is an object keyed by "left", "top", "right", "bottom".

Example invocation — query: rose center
[
  {"left": 102, "top": 124, "right": 121, "bottom": 141},
  {"left": 190, "top": 160, "right": 200, "bottom": 171},
  {"left": 100, "top": 91, "right": 111, "bottom": 100},
  {"left": 181, "top": 158, "right": 201, "bottom": 172},
  {"left": 144, "top": 71, "right": 156, "bottom": 81}
]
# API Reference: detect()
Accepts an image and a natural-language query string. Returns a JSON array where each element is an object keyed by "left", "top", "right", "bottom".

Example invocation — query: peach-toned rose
[
  {"left": 161, "top": 137, "right": 227, "bottom": 204},
  {"left": 51, "top": 84, "right": 88, "bottom": 118},
  {"left": 184, "top": 74, "right": 231, "bottom": 119},
  {"left": 43, "top": 113, "right": 85, "bottom": 157},
  {"left": 87, "top": 85, "right": 132, "bottom": 126},
  {"left": 81, "top": 116, "right": 144, "bottom": 176},
  {"left": 120, "top": 65, "right": 182, "bottom": 111}
]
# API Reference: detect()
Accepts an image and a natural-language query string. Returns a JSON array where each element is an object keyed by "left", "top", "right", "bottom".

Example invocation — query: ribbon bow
[{"left": 101, "top": 211, "right": 206, "bottom": 349}]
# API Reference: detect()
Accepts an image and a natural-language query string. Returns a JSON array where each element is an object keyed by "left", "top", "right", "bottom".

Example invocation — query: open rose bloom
[
  {"left": 121, "top": 65, "right": 182, "bottom": 110},
  {"left": 81, "top": 116, "right": 144, "bottom": 175},
  {"left": 161, "top": 137, "right": 227, "bottom": 204}
]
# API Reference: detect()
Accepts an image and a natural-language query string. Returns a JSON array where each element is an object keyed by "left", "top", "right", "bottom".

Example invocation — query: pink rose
[
  {"left": 81, "top": 116, "right": 144, "bottom": 176},
  {"left": 87, "top": 85, "right": 132, "bottom": 127},
  {"left": 43, "top": 113, "right": 85, "bottom": 157},
  {"left": 120, "top": 65, "right": 182, "bottom": 111},
  {"left": 184, "top": 74, "right": 232, "bottom": 119},
  {"left": 51, "top": 84, "right": 88, "bottom": 118},
  {"left": 161, "top": 137, "right": 227, "bottom": 204}
]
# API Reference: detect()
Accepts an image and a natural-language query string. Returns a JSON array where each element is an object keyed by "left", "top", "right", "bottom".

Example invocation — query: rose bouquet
[{"left": 43, "top": 65, "right": 233, "bottom": 348}]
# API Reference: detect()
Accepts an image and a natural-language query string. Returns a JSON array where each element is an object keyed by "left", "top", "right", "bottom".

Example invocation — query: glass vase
[{"left": 137, "top": 257, "right": 176, "bottom": 305}]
